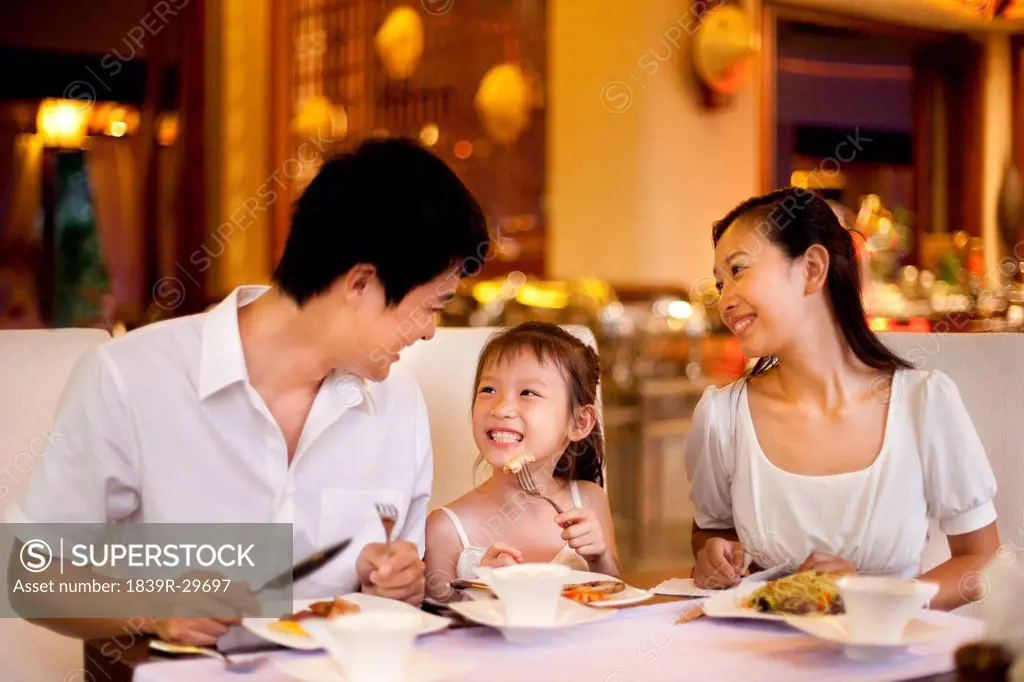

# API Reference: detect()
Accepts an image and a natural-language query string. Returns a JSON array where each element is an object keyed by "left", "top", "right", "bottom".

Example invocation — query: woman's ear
[
  {"left": 802, "top": 244, "right": 830, "bottom": 295},
  {"left": 568, "top": 405, "right": 598, "bottom": 441}
]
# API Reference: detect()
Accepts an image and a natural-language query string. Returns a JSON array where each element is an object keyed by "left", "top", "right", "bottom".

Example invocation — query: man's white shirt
[{"left": 5, "top": 286, "right": 434, "bottom": 598}]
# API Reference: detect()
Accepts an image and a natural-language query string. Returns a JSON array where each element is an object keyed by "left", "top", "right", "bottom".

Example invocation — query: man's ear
[
  {"left": 568, "top": 405, "right": 598, "bottom": 442},
  {"left": 338, "top": 264, "right": 378, "bottom": 301},
  {"left": 802, "top": 244, "right": 829, "bottom": 295}
]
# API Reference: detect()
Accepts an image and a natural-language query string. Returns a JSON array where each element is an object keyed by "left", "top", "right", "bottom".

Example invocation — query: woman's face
[
  {"left": 471, "top": 350, "right": 573, "bottom": 472},
  {"left": 713, "top": 220, "right": 808, "bottom": 359}
]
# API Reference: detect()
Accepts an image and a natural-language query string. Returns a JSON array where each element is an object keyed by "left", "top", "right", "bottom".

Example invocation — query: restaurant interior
[{"left": 1, "top": 1, "right": 1024, "bottom": 681}]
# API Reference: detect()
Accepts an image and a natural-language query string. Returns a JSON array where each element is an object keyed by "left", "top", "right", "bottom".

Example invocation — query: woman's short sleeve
[
  {"left": 915, "top": 370, "right": 998, "bottom": 536},
  {"left": 685, "top": 384, "right": 736, "bottom": 530}
]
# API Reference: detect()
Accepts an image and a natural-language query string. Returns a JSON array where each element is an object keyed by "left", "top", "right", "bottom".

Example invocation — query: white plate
[
  {"left": 447, "top": 596, "right": 614, "bottom": 644},
  {"left": 782, "top": 615, "right": 949, "bottom": 661},
  {"left": 473, "top": 570, "right": 653, "bottom": 608},
  {"left": 277, "top": 651, "right": 473, "bottom": 682},
  {"left": 242, "top": 593, "right": 450, "bottom": 651}
]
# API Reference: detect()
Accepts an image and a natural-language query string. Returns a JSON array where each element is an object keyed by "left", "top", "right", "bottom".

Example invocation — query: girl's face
[
  {"left": 472, "top": 350, "right": 574, "bottom": 472},
  {"left": 713, "top": 220, "right": 809, "bottom": 359}
]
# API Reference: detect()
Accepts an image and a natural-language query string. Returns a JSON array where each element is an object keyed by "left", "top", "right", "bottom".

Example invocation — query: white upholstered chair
[
  {"left": 879, "top": 332, "right": 1024, "bottom": 614},
  {"left": 394, "top": 325, "right": 600, "bottom": 509},
  {"left": 0, "top": 329, "right": 111, "bottom": 682}
]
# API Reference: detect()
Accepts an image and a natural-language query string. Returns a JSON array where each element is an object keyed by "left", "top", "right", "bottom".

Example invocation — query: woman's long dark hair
[
  {"left": 473, "top": 322, "right": 605, "bottom": 486},
  {"left": 712, "top": 187, "right": 912, "bottom": 378}
]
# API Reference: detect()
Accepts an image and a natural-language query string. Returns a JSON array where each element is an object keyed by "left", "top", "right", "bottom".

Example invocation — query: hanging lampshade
[
  {"left": 375, "top": 6, "right": 425, "bottom": 80},
  {"left": 292, "top": 95, "right": 347, "bottom": 140},
  {"left": 474, "top": 63, "right": 531, "bottom": 147}
]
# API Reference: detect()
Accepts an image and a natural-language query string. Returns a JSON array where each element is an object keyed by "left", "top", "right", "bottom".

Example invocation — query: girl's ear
[{"left": 568, "top": 405, "right": 598, "bottom": 441}]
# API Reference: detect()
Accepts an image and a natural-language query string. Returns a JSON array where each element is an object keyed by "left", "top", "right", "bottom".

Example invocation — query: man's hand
[
  {"left": 797, "top": 551, "right": 857, "bottom": 575},
  {"left": 357, "top": 541, "right": 425, "bottom": 605},
  {"left": 151, "top": 617, "right": 241, "bottom": 647},
  {"left": 692, "top": 538, "right": 744, "bottom": 589},
  {"left": 148, "top": 571, "right": 260, "bottom": 646}
]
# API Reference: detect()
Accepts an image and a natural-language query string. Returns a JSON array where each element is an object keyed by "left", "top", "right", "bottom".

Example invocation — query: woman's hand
[
  {"left": 797, "top": 551, "right": 857, "bottom": 575},
  {"left": 693, "top": 538, "right": 745, "bottom": 589},
  {"left": 479, "top": 542, "right": 523, "bottom": 569},
  {"left": 555, "top": 508, "right": 608, "bottom": 563}
]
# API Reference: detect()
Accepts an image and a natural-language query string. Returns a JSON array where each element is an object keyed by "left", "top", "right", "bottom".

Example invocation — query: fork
[
  {"left": 515, "top": 466, "right": 564, "bottom": 515},
  {"left": 375, "top": 502, "right": 398, "bottom": 555},
  {"left": 149, "top": 640, "right": 268, "bottom": 673}
]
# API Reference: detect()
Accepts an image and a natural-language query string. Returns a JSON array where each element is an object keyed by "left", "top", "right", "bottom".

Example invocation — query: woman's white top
[
  {"left": 438, "top": 480, "right": 589, "bottom": 579},
  {"left": 685, "top": 369, "right": 998, "bottom": 578}
]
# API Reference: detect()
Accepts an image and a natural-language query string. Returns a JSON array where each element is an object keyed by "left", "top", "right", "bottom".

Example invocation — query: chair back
[
  {"left": 0, "top": 329, "right": 111, "bottom": 682},
  {"left": 880, "top": 332, "right": 1024, "bottom": 610},
  {"left": 395, "top": 325, "right": 600, "bottom": 508}
]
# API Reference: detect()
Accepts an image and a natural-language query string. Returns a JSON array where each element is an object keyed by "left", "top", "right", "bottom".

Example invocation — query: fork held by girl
[{"left": 424, "top": 322, "right": 622, "bottom": 602}]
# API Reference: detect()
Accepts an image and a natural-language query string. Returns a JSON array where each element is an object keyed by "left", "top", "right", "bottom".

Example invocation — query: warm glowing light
[
  {"left": 293, "top": 96, "right": 347, "bottom": 139},
  {"left": 419, "top": 123, "right": 439, "bottom": 147},
  {"left": 868, "top": 317, "right": 891, "bottom": 332},
  {"left": 453, "top": 140, "right": 473, "bottom": 159},
  {"left": 474, "top": 63, "right": 531, "bottom": 146},
  {"left": 36, "top": 99, "right": 88, "bottom": 148},
  {"left": 471, "top": 281, "right": 503, "bottom": 304},
  {"left": 667, "top": 300, "right": 693, "bottom": 319},
  {"left": 156, "top": 113, "right": 179, "bottom": 146},
  {"left": 515, "top": 283, "right": 569, "bottom": 309},
  {"left": 109, "top": 120, "right": 127, "bottom": 137},
  {"left": 375, "top": 6, "right": 424, "bottom": 79}
]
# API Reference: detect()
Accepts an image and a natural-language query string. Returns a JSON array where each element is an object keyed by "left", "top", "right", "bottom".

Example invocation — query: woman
[{"left": 686, "top": 188, "right": 999, "bottom": 611}]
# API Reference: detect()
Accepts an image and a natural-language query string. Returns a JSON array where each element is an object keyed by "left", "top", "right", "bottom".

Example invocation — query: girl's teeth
[{"left": 490, "top": 432, "right": 522, "bottom": 443}]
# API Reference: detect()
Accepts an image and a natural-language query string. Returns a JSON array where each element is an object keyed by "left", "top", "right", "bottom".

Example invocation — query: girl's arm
[
  {"left": 919, "top": 522, "right": 1000, "bottom": 611},
  {"left": 423, "top": 509, "right": 463, "bottom": 603}
]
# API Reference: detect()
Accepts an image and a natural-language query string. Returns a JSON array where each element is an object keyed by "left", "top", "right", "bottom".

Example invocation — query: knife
[{"left": 254, "top": 538, "right": 352, "bottom": 594}]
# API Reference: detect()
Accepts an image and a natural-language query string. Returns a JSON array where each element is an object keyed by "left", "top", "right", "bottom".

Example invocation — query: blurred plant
[{"left": 53, "top": 153, "right": 110, "bottom": 327}]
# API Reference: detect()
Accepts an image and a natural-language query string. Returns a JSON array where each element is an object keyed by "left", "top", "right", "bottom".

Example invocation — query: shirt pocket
[{"left": 318, "top": 487, "right": 407, "bottom": 550}]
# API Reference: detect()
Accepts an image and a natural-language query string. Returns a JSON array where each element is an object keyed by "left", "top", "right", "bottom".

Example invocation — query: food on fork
[
  {"left": 561, "top": 580, "right": 626, "bottom": 605},
  {"left": 741, "top": 570, "right": 845, "bottom": 615},
  {"left": 502, "top": 451, "right": 536, "bottom": 474},
  {"left": 268, "top": 596, "right": 361, "bottom": 637}
]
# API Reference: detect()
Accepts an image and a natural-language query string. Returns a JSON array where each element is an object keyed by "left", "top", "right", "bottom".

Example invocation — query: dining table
[{"left": 81, "top": 568, "right": 979, "bottom": 682}]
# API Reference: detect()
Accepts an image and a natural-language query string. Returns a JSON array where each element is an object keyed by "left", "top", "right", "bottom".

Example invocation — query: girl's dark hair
[
  {"left": 472, "top": 322, "right": 605, "bottom": 487},
  {"left": 712, "top": 187, "right": 912, "bottom": 378}
]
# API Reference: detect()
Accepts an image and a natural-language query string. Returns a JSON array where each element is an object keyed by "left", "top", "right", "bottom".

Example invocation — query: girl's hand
[
  {"left": 693, "top": 538, "right": 744, "bottom": 589},
  {"left": 554, "top": 508, "right": 607, "bottom": 563},
  {"left": 797, "top": 551, "right": 857, "bottom": 575},
  {"left": 479, "top": 542, "right": 523, "bottom": 569}
]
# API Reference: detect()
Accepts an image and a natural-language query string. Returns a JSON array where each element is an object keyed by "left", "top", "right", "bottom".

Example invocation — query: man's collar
[
  {"left": 198, "top": 285, "right": 269, "bottom": 401},
  {"left": 198, "top": 285, "right": 376, "bottom": 412}
]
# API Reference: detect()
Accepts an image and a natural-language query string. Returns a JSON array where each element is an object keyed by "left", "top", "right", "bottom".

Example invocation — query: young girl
[
  {"left": 686, "top": 187, "right": 999, "bottom": 611},
  {"left": 424, "top": 322, "right": 620, "bottom": 602}
]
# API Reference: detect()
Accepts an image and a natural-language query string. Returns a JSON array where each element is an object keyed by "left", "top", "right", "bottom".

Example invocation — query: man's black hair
[{"left": 273, "top": 136, "right": 490, "bottom": 306}]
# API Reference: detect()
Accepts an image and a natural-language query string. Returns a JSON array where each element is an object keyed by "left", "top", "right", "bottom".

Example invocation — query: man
[{"left": 7, "top": 137, "right": 490, "bottom": 645}]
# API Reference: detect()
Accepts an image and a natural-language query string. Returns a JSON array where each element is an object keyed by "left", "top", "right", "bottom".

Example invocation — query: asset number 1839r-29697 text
[{"left": 125, "top": 578, "right": 232, "bottom": 593}]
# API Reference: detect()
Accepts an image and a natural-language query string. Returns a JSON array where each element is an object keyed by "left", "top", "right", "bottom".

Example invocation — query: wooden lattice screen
[{"left": 277, "top": 0, "right": 546, "bottom": 277}]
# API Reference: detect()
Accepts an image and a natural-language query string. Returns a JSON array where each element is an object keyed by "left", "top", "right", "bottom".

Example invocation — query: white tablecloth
[{"left": 135, "top": 602, "right": 984, "bottom": 682}]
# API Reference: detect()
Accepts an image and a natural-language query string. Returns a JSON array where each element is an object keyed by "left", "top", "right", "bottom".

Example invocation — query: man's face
[{"left": 345, "top": 268, "right": 459, "bottom": 381}]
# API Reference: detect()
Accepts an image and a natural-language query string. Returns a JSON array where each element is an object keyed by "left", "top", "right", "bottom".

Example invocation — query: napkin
[{"left": 654, "top": 565, "right": 791, "bottom": 597}]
